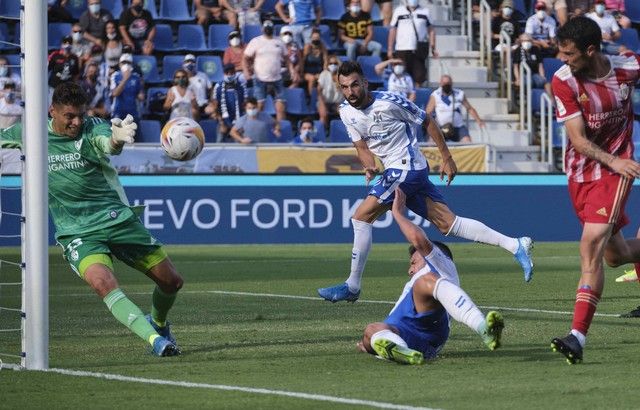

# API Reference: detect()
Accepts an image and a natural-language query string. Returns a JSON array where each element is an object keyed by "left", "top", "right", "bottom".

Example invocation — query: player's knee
[{"left": 604, "top": 253, "right": 624, "bottom": 268}]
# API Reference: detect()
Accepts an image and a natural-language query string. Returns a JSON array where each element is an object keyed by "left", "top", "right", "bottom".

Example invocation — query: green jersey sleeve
[{"left": 0, "top": 123, "right": 23, "bottom": 149}]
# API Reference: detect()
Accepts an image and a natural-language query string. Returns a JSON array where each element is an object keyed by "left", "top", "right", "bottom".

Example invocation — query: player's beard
[{"left": 347, "top": 89, "right": 368, "bottom": 109}]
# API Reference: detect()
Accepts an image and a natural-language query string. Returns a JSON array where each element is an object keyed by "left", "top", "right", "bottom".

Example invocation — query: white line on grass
[{"left": 41, "top": 368, "right": 437, "bottom": 410}]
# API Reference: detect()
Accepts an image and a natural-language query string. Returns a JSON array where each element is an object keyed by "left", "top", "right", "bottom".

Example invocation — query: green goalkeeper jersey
[{"left": 0, "top": 117, "right": 136, "bottom": 239}]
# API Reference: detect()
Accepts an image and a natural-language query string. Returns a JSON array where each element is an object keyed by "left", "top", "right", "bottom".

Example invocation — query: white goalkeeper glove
[{"left": 110, "top": 114, "right": 137, "bottom": 144}]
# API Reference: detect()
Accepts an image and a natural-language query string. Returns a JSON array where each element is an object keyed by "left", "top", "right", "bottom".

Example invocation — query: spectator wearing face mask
[
  {"left": 230, "top": 97, "right": 281, "bottom": 144},
  {"left": 207, "top": 63, "right": 249, "bottom": 142},
  {"left": 70, "top": 23, "right": 94, "bottom": 70},
  {"left": 223, "top": 31, "right": 246, "bottom": 80},
  {"left": 374, "top": 58, "right": 416, "bottom": 101},
  {"left": 339, "top": 0, "right": 382, "bottom": 62},
  {"left": 109, "top": 54, "right": 145, "bottom": 123},
  {"left": 302, "top": 28, "right": 328, "bottom": 101},
  {"left": 48, "top": 36, "right": 81, "bottom": 98},
  {"left": 0, "top": 82, "right": 22, "bottom": 130},
  {"left": 491, "top": 0, "right": 522, "bottom": 51},
  {"left": 317, "top": 55, "right": 343, "bottom": 129},
  {"left": 80, "top": 62, "right": 108, "bottom": 118},
  {"left": 513, "top": 33, "right": 552, "bottom": 97},
  {"left": 293, "top": 117, "right": 322, "bottom": 144},
  {"left": 280, "top": 26, "right": 303, "bottom": 88},
  {"left": 103, "top": 20, "right": 124, "bottom": 68},
  {"left": 79, "top": 0, "right": 114, "bottom": 47},
  {"left": 0, "top": 56, "right": 21, "bottom": 92},
  {"left": 586, "top": 0, "right": 623, "bottom": 55},
  {"left": 182, "top": 54, "right": 212, "bottom": 115},
  {"left": 525, "top": 1, "right": 557, "bottom": 58},
  {"left": 119, "top": 0, "right": 156, "bottom": 55},
  {"left": 164, "top": 69, "right": 199, "bottom": 120}
]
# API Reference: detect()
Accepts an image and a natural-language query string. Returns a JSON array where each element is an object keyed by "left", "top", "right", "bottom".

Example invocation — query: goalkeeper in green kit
[{"left": 1, "top": 82, "right": 183, "bottom": 356}]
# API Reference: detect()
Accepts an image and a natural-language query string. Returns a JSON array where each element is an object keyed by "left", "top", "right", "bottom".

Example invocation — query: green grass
[{"left": 1, "top": 242, "right": 640, "bottom": 409}]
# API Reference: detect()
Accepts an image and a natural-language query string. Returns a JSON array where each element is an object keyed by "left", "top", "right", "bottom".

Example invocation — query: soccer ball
[{"left": 160, "top": 117, "right": 205, "bottom": 161}]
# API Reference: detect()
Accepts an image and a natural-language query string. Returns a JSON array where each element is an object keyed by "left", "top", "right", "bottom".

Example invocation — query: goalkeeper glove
[{"left": 110, "top": 114, "right": 137, "bottom": 144}]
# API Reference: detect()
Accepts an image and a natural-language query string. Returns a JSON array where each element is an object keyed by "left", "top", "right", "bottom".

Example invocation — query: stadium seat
[
  {"left": 4, "top": 53, "right": 20, "bottom": 68},
  {"left": 318, "top": 24, "right": 335, "bottom": 51},
  {"left": 313, "top": 120, "right": 326, "bottom": 141},
  {"left": 414, "top": 87, "right": 432, "bottom": 108},
  {"left": 542, "top": 57, "right": 563, "bottom": 84},
  {"left": 102, "top": 0, "right": 124, "bottom": 19},
  {"left": 138, "top": 120, "right": 162, "bottom": 143},
  {"left": 284, "top": 87, "right": 311, "bottom": 116},
  {"left": 626, "top": 0, "right": 640, "bottom": 24},
  {"left": 196, "top": 55, "right": 224, "bottom": 83},
  {"left": 153, "top": 24, "right": 175, "bottom": 52},
  {"left": 262, "top": 95, "right": 276, "bottom": 116},
  {"left": 531, "top": 88, "right": 545, "bottom": 115},
  {"left": 269, "top": 120, "right": 293, "bottom": 143},
  {"left": 159, "top": 0, "right": 192, "bottom": 22},
  {"left": 162, "top": 55, "right": 186, "bottom": 82},
  {"left": 65, "top": 0, "right": 88, "bottom": 20},
  {"left": 262, "top": 0, "right": 278, "bottom": 14},
  {"left": 133, "top": 55, "right": 162, "bottom": 84},
  {"left": 0, "top": 0, "right": 20, "bottom": 19},
  {"left": 0, "top": 23, "right": 17, "bottom": 51},
  {"left": 618, "top": 28, "right": 640, "bottom": 53},
  {"left": 48, "top": 23, "right": 72, "bottom": 50},
  {"left": 209, "top": 24, "right": 235, "bottom": 52},
  {"left": 552, "top": 119, "right": 565, "bottom": 148},
  {"left": 633, "top": 120, "right": 640, "bottom": 146},
  {"left": 177, "top": 24, "right": 207, "bottom": 52},
  {"left": 513, "top": 0, "right": 528, "bottom": 15},
  {"left": 243, "top": 25, "right": 262, "bottom": 44},
  {"left": 372, "top": 26, "right": 390, "bottom": 54},
  {"left": 633, "top": 88, "right": 640, "bottom": 115},
  {"left": 322, "top": 0, "right": 345, "bottom": 21},
  {"left": 329, "top": 119, "right": 350, "bottom": 142},
  {"left": 146, "top": 87, "right": 168, "bottom": 116},
  {"left": 199, "top": 119, "right": 218, "bottom": 143},
  {"left": 370, "top": 2, "right": 381, "bottom": 22},
  {"left": 356, "top": 55, "right": 384, "bottom": 85}
]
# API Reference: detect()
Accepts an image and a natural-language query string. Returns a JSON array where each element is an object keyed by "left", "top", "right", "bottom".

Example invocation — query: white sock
[
  {"left": 447, "top": 216, "right": 519, "bottom": 254},
  {"left": 345, "top": 218, "right": 372, "bottom": 292},
  {"left": 570, "top": 329, "right": 586, "bottom": 347},
  {"left": 370, "top": 329, "right": 408, "bottom": 348},
  {"left": 433, "top": 277, "right": 486, "bottom": 334}
]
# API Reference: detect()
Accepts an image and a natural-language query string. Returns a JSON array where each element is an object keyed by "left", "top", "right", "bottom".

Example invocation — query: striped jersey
[
  {"left": 552, "top": 53, "right": 640, "bottom": 182},
  {"left": 339, "top": 91, "right": 428, "bottom": 170}
]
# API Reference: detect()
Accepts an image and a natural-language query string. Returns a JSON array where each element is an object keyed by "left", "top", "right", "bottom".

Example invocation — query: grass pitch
[{"left": 1, "top": 242, "right": 640, "bottom": 409}]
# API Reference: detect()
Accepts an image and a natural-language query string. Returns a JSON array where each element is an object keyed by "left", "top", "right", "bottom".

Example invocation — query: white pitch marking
[{"left": 41, "top": 368, "right": 437, "bottom": 410}]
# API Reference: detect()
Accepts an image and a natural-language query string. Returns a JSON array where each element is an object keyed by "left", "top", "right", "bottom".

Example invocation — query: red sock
[
  {"left": 571, "top": 288, "right": 601, "bottom": 336},
  {"left": 634, "top": 263, "right": 640, "bottom": 282}
]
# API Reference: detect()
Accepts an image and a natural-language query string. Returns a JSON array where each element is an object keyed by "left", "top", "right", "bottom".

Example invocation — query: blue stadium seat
[
  {"left": 209, "top": 24, "right": 234, "bottom": 52},
  {"left": 370, "top": 2, "right": 381, "bottom": 22},
  {"left": 513, "top": 0, "right": 528, "bottom": 15},
  {"left": 162, "top": 55, "right": 186, "bottom": 82},
  {"left": 0, "top": 23, "right": 17, "bottom": 51},
  {"left": 153, "top": 24, "right": 175, "bottom": 52},
  {"left": 322, "top": 0, "right": 345, "bottom": 21},
  {"left": 146, "top": 87, "right": 168, "bottom": 116},
  {"left": 48, "top": 23, "right": 72, "bottom": 50},
  {"left": 199, "top": 119, "right": 218, "bottom": 143},
  {"left": 159, "top": 0, "right": 192, "bottom": 21},
  {"left": 633, "top": 120, "right": 640, "bottom": 149},
  {"left": 414, "top": 87, "right": 432, "bottom": 108},
  {"left": 262, "top": 95, "right": 276, "bottom": 116},
  {"left": 633, "top": 88, "right": 640, "bottom": 115},
  {"left": 65, "top": 0, "right": 88, "bottom": 20},
  {"left": 177, "top": 24, "right": 207, "bottom": 52},
  {"left": 318, "top": 24, "right": 335, "bottom": 50},
  {"left": 284, "top": 87, "right": 311, "bottom": 116},
  {"left": 329, "top": 119, "right": 350, "bottom": 142},
  {"left": 270, "top": 120, "right": 293, "bottom": 143},
  {"left": 356, "top": 55, "right": 384, "bottom": 85},
  {"left": 313, "top": 120, "right": 326, "bottom": 141},
  {"left": 4, "top": 53, "right": 20, "bottom": 67},
  {"left": 262, "top": 0, "right": 278, "bottom": 14},
  {"left": 0, "top": 0, "right": 20, "bottom": 19},
  {"left": 531, "top": 88, "right": 545, "bottom": 115},
  {"left": 133, "top": 55, "right": 162, "bottom": 84},
  {"left": 552, "top": 119, "right": 565, "bottom": 148},
  {"left": 618, "top": 28, "right": 640, "bottom": 53},
  {"left": 372, "top": 26, "right": 389, "bottom": 54},
  {"left": 626, "top": 0, "right": 640, "bottom": 24},
  {"left": 102, "top": 0, "right": 124, "bottom": 19},
  {"left": 196, "top": 55, "right": 224, "bottom": 83},
  {"left": 243, "top": 25, "right": 263, "bottom": 44},
  {"left": 542, "top": 57, "right": 563, "bottom": 83},
  {"left": 138, "top": 120, "right": 162, "bottom": 143}
]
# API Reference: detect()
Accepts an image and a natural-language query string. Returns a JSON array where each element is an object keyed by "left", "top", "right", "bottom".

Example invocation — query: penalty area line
[{"left": 43, "top": 368, "right": 437, "bottom": 410}]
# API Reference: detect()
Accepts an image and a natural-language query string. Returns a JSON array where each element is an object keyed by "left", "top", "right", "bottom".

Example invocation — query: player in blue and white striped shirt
[{"left": 317, "top": 61, "right": 534, "bottom": 303}]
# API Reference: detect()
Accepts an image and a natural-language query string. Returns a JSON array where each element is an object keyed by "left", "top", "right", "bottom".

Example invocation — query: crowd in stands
[{"left": 0, "top": 0, "right": 639, "bottom": 145}]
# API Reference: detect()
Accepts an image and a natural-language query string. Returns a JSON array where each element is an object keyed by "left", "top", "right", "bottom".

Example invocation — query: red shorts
[{"left": 568, "top": 173, "right": 632, "bottom": 234}]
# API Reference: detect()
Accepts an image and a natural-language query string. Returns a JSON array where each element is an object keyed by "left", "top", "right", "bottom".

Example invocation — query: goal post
[{"left": 21, "top": 0, "right": 49, "bottom": 370}]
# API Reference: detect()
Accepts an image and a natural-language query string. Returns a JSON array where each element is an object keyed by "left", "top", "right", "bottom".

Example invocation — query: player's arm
[
  {"left": 564, "top": 115, "right": 640, "bottom": 178},
  {"left": 353, "top": 139, "right": 379, "bottom": 185},
  {"left": 391, "top": 187, "right": 433, "bottom": 257},
  {"left": 424, "top": 116, "right": 457, "bottom": 185},
  {"left": 0, "top": 123, "right": 23, "bottom": 149}
]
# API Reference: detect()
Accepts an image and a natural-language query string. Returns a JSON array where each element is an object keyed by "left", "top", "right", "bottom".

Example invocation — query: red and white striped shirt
[{"left": 552, "top": 53, "right": 640, "bottom": 182}]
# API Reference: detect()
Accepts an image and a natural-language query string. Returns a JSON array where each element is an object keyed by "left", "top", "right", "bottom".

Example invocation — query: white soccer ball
[{"left": 160, "top": 117, "right": 205, "bottom": 161}]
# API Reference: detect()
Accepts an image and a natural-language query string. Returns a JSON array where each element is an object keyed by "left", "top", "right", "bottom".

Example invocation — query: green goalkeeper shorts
[{"left": 57, "top": 216, "right": 167, "bottom": 279}]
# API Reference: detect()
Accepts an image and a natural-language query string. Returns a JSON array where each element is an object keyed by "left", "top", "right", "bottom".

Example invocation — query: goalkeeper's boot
[
  {"left": 317, "top": 283, "right": 360, "bottom": 303},
  {"left": 615, "top": 269, "right": 638, "bottom": 283},
  {"left": 620, "top": 305, "right": 640, "bottom": 318},
  {"left": 514, "top": 237, "right": 534, "bottom": 282},
  {"left": 146, "top": 314, "right": 177, "bottom": 344},
  {"left": 550, "top": 334, "right": 583, "bottom": 364},
  {"left": 482, "top": 311, "right": 504, "bottom": 351},
  {"left": 372, "top": 338, "right": 425, "bottom": 365},
  {"left": 152, "top": 336, "right": 181, "bottom": 357}
]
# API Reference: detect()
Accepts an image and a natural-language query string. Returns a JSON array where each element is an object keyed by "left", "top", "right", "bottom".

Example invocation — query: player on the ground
[
  {"left": 357, "top": 188, "right": 504, "bottom": 365},
  {"left": 0, "top": 82, "right": 183, "bottom": 356},
  {"left": 317, "top": 61, "right": 533, "bottom": 303},
  {"left": 550, "top": 17, "right": 640, "bottom": 364}
]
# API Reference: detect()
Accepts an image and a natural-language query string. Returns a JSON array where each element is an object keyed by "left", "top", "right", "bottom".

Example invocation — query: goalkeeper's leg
[{"left": 145, "top": 257, "right": 184, "bottom": 344}]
